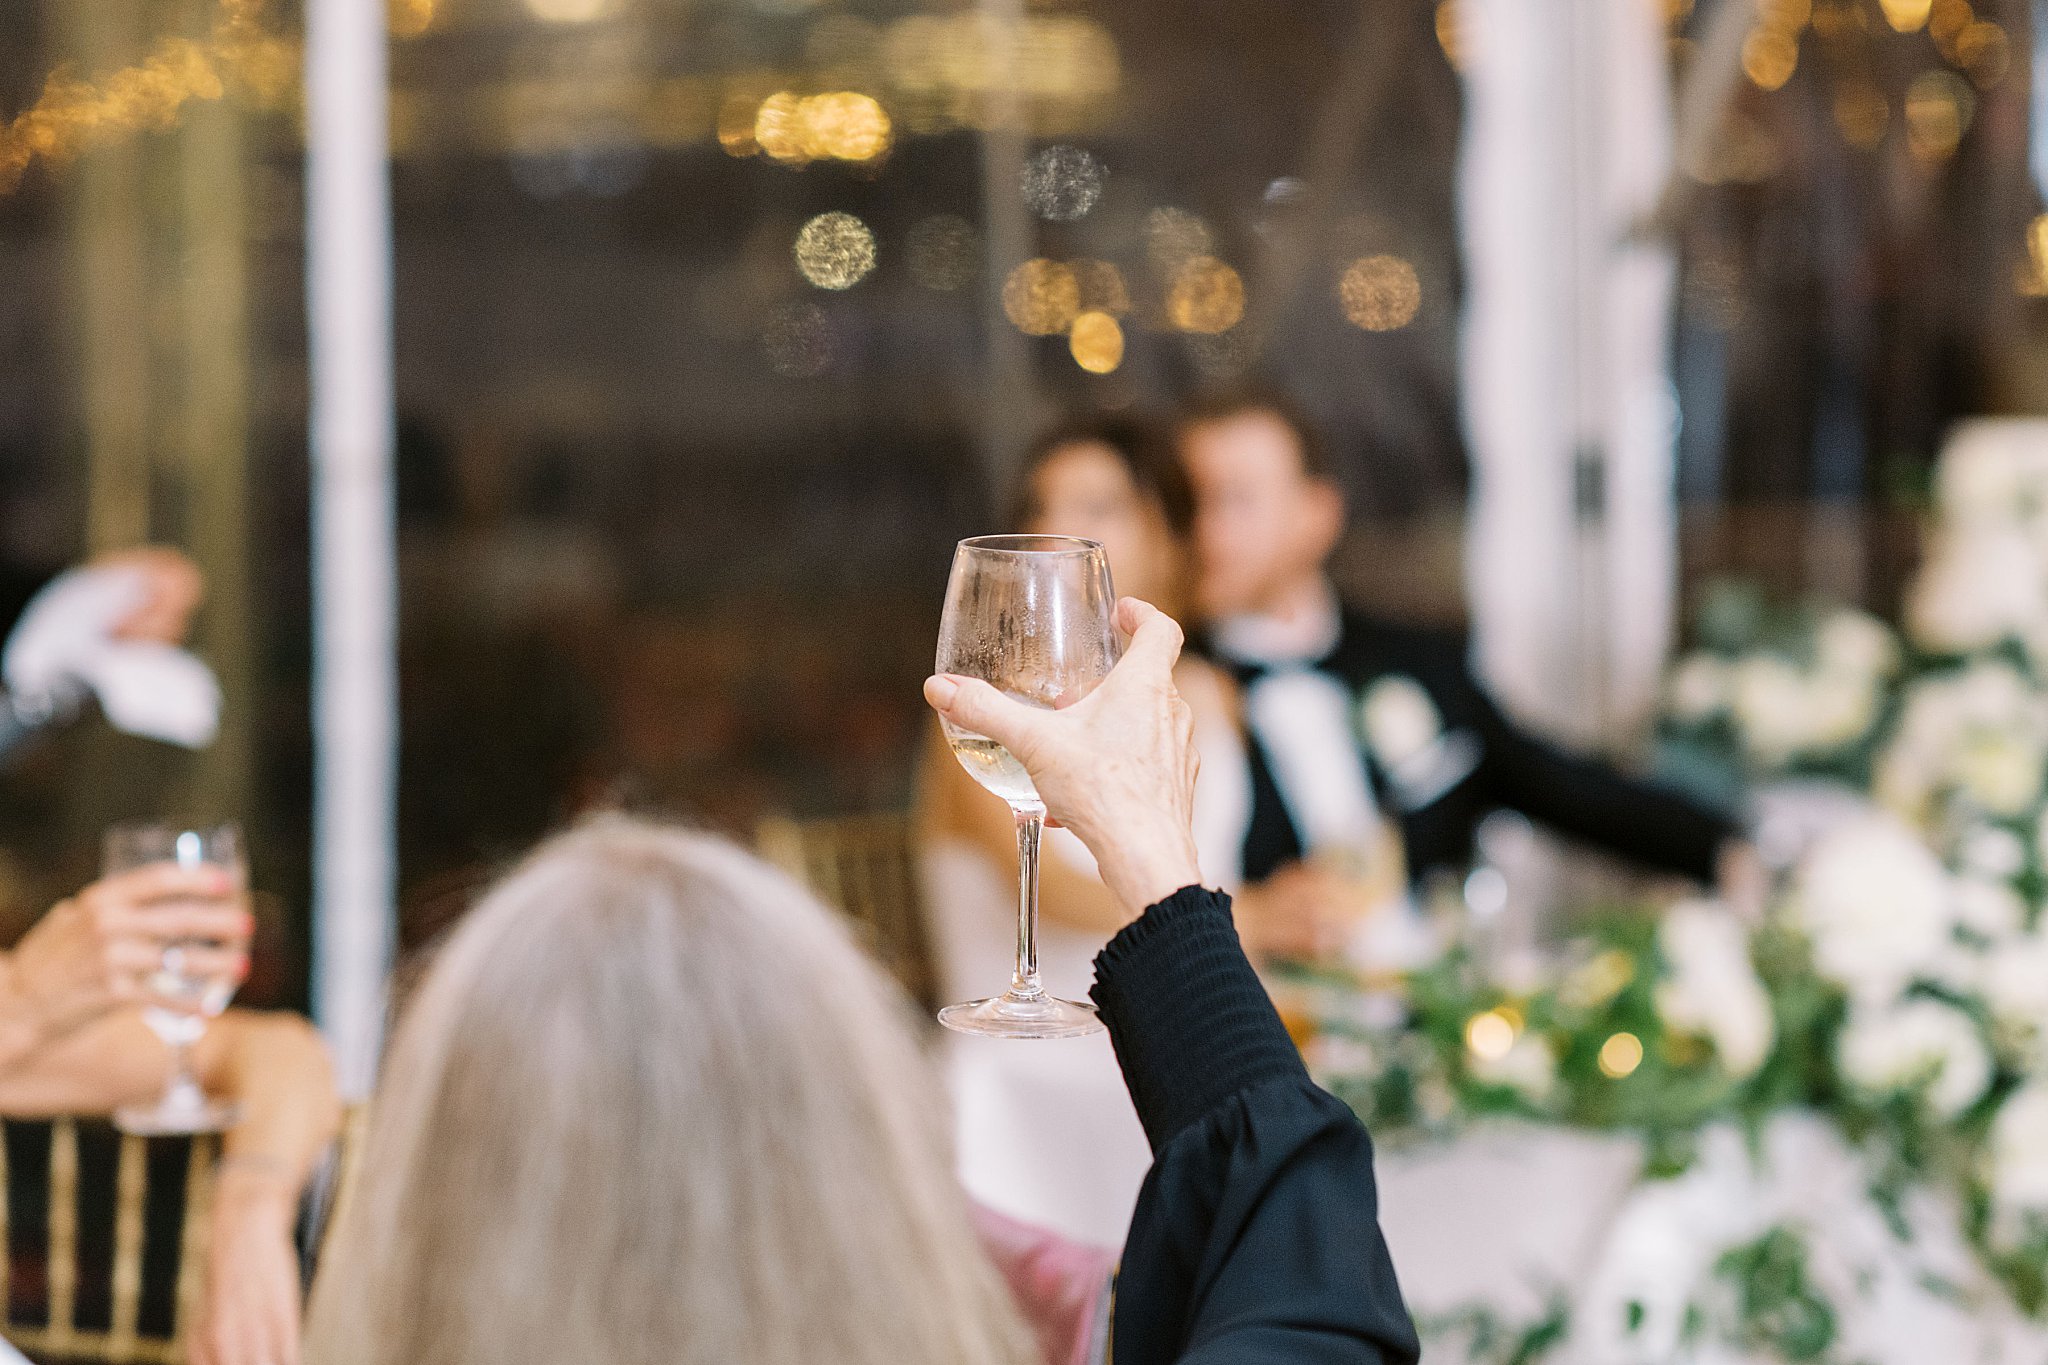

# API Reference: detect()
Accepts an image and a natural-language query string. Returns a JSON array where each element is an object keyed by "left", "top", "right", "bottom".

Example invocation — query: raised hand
[{"left": 925, "top": 598, "right": 1204, "bottom": 916}]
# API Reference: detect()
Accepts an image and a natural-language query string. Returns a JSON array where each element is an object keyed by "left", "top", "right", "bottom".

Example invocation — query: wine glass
[
  {"left": 936, "top": 535, "right": 1120, "bottom": 1039},
  {"left": 105, "top": 822, "right": 246, "bottom": 1135}
]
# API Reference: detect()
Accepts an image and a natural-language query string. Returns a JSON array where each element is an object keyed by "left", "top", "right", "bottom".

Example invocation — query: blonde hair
[{"left": 307, "top": 816, "right": 1037, "bottom": 1365}]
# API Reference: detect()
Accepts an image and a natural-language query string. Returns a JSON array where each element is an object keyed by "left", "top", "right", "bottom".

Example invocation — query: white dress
[{"left": 925, "top": 710, "right": 1250, "bottom": 1247}]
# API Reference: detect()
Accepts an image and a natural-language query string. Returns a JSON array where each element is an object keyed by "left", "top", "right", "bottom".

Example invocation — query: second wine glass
[{"left": 935, "top": 535, "right": 1120, "bottom": 1039}]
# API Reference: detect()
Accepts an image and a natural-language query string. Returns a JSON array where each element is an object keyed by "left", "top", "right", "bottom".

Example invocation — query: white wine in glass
[
  {"left": 935, "top": 535, "right": 1119, "bottom": 1039},
  {"left": 105, "top": 822, "right": 246, "bottom": 1135}
]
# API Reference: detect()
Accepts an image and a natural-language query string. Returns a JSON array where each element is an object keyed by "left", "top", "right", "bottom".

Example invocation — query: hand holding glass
[
  {"left": 935, "top": 535, "right": 1120, "bottom": 1039},
  {"left": 105, "top": 822, "right": 247, "bottom": 1134}
]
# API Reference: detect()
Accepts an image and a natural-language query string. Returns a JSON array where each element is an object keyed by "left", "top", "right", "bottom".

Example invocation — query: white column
[
  {"left": 306, "top": 0, "right": 398, "bottom": 1099},
  {"left": 1461, "top": 0, "right": 1678, "bottom": 746}
]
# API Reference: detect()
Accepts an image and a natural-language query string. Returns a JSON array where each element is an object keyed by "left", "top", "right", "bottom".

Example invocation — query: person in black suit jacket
[{"left": 1174, "top": 390, "right": 1752, "bottom": 907}]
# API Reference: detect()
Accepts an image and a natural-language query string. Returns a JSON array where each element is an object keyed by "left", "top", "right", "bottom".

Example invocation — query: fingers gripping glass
[
  {"left": 104, "top": 822, "right": 246, "bottom": 1134},
  {"left": 936, "top": 536, "right": 1120, "bottom": 1039}
]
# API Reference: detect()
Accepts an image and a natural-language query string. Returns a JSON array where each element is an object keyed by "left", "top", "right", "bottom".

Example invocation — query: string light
[
  {"left": 1905, "top": 69, "right": 1974, "bottom": 164},
  {"left": 1955, "top": 21, "right": 2010, "bottom": 89},
  {"left": 1068, "top": 311, "right": 1124, "bottom": 374},
  {"left": 754, "top": 92, "right": 893, "bottom": 165},
  {"left": 718, "top": 93, "right": 763, "bottom": 157},
  {"left": 1167, "top": 256, "right": 1245, "bottom": 334},
  {"left": 389, "top": 0, "right": 436, "bottom": 37},
  {"left": 1599, "top": 1033, "right": 1645, "bottom": 1079},
  {"left": 1071, "top": 259, "right": 1130, "bottom": 316},
  {"left": 1465, "top": 1010, "right": 1517, "bottom": 1062},
  {"left": 1879, "top": 0, "right": 1932, "bottom": 29},
  {"left": 1145, "top": 207, "right": 1213, "bottom": 274},
  {"left": 1338, "top": 255, "right": 1422, "bottom": 331},
  {"left": 794, "top": 212, "right": 877, "bottom": 290},
  {"left": 1021, "top": 145, "right": 1106, "bottom": 221},
  {"left": 1002, "top": 259, "right": 1081, "bottom": 335},
  {"left": 1742, "top": 28, "right": 1799, "bottom": 90}
]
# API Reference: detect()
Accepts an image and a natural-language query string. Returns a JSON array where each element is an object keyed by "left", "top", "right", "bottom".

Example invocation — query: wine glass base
[
  {"left": 114, "top": 1095, "right": 240, "bottom": 1137},
  {"left": 938, "top": 993, "right": 1104, "bottom": 1040}
]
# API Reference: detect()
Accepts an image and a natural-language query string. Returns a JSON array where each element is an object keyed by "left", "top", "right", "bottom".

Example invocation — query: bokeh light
[
  {"left": 754, "top": 92, "right": 893, "bottom": 165},
  {"left": 389, "top": 0, "right": 436, "bottom": 38},
  {"left": 1002, "top": 259, "right": 1081, "bottom": 335},
  {"left": 1741, "top": 29, "right": 1799, "bottom": 91},
  {"left": 1905, "top": 69, "right": 1974, "bottom": 164},
  {"left": 1929, "top": 0, "right": 1973, "bottom": 57},
  {"left": 1434, "top": 0, "right": 1477, "bottom": 71},
  {"left": 718, "top": 93, "right": 763, "bottom": 157},
  {"left": 1071, "top": 259, "right": 1130, "bottom": 316},
  {"left": 1832, "top": 83, "right": 1889, "bottom": 149},
  {"left": 794, "top": 212, "right": 877, "bottom": 290},
  {"left": 1166, "top": 256, "right": 1245, "bottom": 334},
  {"left": 1338, "top": 255, "right": 1422, "bottom": 331},
  {"left": 761, "top": 302, "right": 834, "bottom": 378},
  {"left": 1955, "top": 21, "right": 2010, "bottom": 88},
  {"left": 1185, "top": 329, "right": 1253, "bottom": 381},
  {"left": 1145, "top": 207, "right": 1213, "bottom": 275},
  {"left": 1465, "top": 1010, "right": 1516, "bottom": 1062},
  {"left": 907, "top": 214, "right": 979, "bottom": 291},
  {"left": 1879, "top": 0, "right": 1932, "bottom": 30},
  {"left": 526, "top": 0, "right": 609, "bottom": 25},
  {"left": 1068, "top": 311, "right": 1124, "bottom": 374},
  {"left": 2023, "top": 215, "right": 2048, "bottom": 297},
  {"left": 1598, "top": 1032, "right": 1645, "bottom": 1080},
  {"left": 1021, "top": 145, "right": 1107, "bottom": 222}
]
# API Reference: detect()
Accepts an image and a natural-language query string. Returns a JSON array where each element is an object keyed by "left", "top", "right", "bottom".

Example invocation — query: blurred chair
[
  {"left": 0, "top": 1107, "right": 368, "bottom": 1365},
  {"left": 757, "top": 813, "right": 938, "bottom": 1012},
  {"left": 0, "top": 1119, "right": 218, "bottom": 1364}
]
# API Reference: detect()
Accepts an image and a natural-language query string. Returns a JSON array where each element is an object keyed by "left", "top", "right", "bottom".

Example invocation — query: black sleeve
[
  {"left": 1091, "top": 887, "right": 1420, "bottom": 1365},
  {"left": 1464, "top": 678, "right": 1741, "bottom": 883}
]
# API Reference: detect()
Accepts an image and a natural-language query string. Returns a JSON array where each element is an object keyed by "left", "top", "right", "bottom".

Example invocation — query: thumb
[{"left": 923, "top": 675, "right": 1046, "bottom": 755}]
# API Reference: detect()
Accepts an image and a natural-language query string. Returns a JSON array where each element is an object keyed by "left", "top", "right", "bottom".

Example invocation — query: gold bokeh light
[
  {"left": 1465, "top": 1010, "right": 1516, "bottom": 1062},
  {"left": 1598, "top": 1032, "right": 1645, "bottom": 1080},
  {"left": 1338, "top": 255, "right": 1422, "bottom": 331},
  {"left": 1741, "top": 29, "right": 1799, "bottom": 91},
  {"left": 1955, "top": 21, "right": 2010, "bottom": 89},
  {"left": 1167, "top": 256, "right": 1245, "bottom": 334},
  {"left": 794, "top": 212, "right": 878, "bottom": 290},
  {"left": 1833, "top": 83, "right": 1889, "bottom": 149},
  {"left": 1068, "top": 311, "right": 1124, "bottom": 374},
  {"left": 527, "top": 0, "right": 610, "bottom": 25},
  {"left": 755, "top": 91, "right": 893, "bottom": 165},
  {"left": 1879, "top": 0, "right": 1933, "bottom": 30},
  {"left": 1072, "top": 259, "right": 1130, "bottom": 317},
  {"left": 1905, "top": 69, "right": 1974, "bottom": 164},
  {"left": 1003, "top": 259, "right": 1081, "bottom": 336},
  {"left": 1145, "top": 207, "right": 1213, "bottom": 275}
]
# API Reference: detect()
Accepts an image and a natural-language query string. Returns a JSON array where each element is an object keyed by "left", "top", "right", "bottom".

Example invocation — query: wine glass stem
[
  {"left": 169, "top": 1028, "right": 201, "bottom": 1100},
  {"left": 1010, "top": 805, "right": 1045, "bottom": 1000}
]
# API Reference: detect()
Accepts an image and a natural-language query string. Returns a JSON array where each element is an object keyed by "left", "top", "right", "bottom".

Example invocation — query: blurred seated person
[
  {"left": 0, "top": 862, "right": 341, "bottom": 1365},
  {"left": 1175, "top": 390, "right": 1755, "bottom": 939},
  {"left": 307, "top": 607, "right": 1418, "bottom": 1364},
  {"left": 1, "top": 547, "right": 218, "bottom": 758},
  {"left": 919, "top": 416, "right": 1331, "bottom": 1245}
]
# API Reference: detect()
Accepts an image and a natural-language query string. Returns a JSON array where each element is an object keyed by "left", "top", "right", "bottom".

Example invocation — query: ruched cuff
[{"left": 1089, "top": 886, "right": 1307, "bottom": 1150}]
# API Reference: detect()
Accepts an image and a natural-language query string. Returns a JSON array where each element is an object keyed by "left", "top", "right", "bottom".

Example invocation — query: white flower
[
  {"left": 1905, "top": 529, "right": 2045, "bottom": 654},
  {"left": 1958, "top": 826, "right": 2029, "bottom": 882},
  {"left": 1981, "top": 933, "right": 2048, "bottom": 1038},
  {"left": 1729, "top": 656, "right": 1813, "bottom": 766},
  {"left": 1666, "top": 654, "right": 1727, "bottom": 723},
  {"left": 1837, "top": 997, "right": 1992, "bottom": 1117},
  {"left": 1991, "top": 1084, "right": 2048, "bottom": 1245},
  {"left": 1950, "top": 876, "right": 2025, "bottom": 937},
  {"left": 1655, "top": 900, "right": 1775, "bottom": 1079},
  {"left": 1804, "top": 671, "right": 1879, "bottom": 751},
  {"left": 1792, "top": 816, "right": 1953, "bottom": 1003},
  {"left": 1816, "top": 609, "right": 1901, "bottom": 681},
  {"left": 1951, "top": 735, "right": 2047, "bottom": 816},
  {"left": 1359, "top": 675, "right": 1440, "bottom": 770},
  {"left": 1938, "top": 418, "right": 2048, "bottom": 526},
  {"left": 1469, "top": 1032, "right": 1556, "bottom": 1104}
]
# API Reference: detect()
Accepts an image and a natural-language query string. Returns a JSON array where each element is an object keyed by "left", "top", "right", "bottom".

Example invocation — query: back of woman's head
[{"left": 307, "top": 815, "right": 1035, "bottom": 1365}]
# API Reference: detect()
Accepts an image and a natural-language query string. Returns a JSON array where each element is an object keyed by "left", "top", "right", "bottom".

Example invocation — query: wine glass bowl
[
  {"left": 935, "top": 535, "right": 1120, "bottom": 1039},
  {"left": 104, "top": 822, "right": 247, "bottom": 1135}
]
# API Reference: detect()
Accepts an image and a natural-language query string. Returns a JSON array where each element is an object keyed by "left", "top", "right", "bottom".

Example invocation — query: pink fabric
[{"left": 971, "top": 1201, "right": 1117, "bottom": 1365}]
